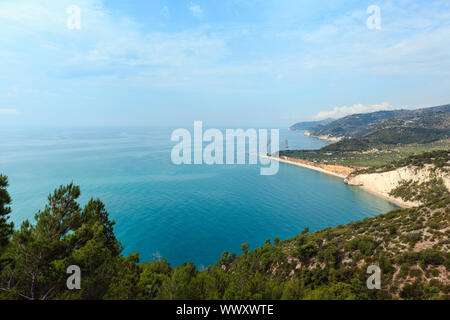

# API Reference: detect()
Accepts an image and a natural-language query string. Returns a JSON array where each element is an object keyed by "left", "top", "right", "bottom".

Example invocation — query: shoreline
[
  {"left": 259, "top": 154, "right": 347, "bottom": 179},
  {"left": 356, "top": 185, "right": 412, "bottom": 209},
  {"left": 259, "top": 154, "right": 410, "bottom": 208}
]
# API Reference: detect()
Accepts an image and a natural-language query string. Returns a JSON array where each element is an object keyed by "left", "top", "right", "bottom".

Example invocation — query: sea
[{"left": 0, "top": 126, "right": 398, "bottom": 267}]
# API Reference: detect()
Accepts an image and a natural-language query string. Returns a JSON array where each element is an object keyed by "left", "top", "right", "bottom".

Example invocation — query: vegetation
[
  {"left": 354, "top": 150, "right": 450, "bottom": 175},
  {"left": 0, "top": 175, "right": 448, "bottom": 300},
  {"left": 321, "top": 138, "right": 371, "bottom": 152},
  {"left": 0, "top": 175, "right": 13, "bottom": 252},
  {"left": 0, "top": 183, "right": 122, "bottom": 300},
  {"left": 362, "top": 127, "right": 448, "bottom": 146},
  {"left": 298, "top": 105, "right": 450, "bottom": 153},
  {"left": 280, "top": 144, "right": 450, "bottom": 168},
  {"left": 308, "top": 109, "right": 410, "bottom": 138},
  {"left": 389, "top": 177, "right": 449, "bottom": 204},
  {"left": 289, "top": 118, "right": 333, "bottom": 131},
  {"left": 307, "top": 104, "right": 450, "bottom": 140},
  {"left": 285, "top": 105, "right": 450, "bottom": 168},
  {"left": 321, "top": 128, "right": 449, "bottom": 152}
]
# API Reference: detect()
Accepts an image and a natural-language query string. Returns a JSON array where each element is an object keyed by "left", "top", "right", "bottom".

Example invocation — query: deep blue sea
[{"left": 0, "top": 126, "right": 398, "bottom": 267}]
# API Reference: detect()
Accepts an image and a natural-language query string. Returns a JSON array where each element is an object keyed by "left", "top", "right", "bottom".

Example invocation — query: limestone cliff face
[
  {"left": 345, "top": 165, "right": 450, "bottom": 207},
  {"left": 303, "top": 131, "right": 342, "bottom": 142}
]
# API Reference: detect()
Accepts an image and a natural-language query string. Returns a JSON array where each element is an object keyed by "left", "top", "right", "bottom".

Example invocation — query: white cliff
[{"left": 346, "top": 165, "right": 450, "bottom": 208}]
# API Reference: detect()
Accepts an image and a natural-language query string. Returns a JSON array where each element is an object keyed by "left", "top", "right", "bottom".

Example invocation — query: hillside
[
  {"left": 278, "top": 149, "right": 450, "bottom": 207},
  {"left": 354, "top": 150, "right": 450, "bottom": 175},
  {"left": 279, "top": 142, "right": 450, "bottom": 168},
  {"left": 321, "top": 129, "right": 449, "bottom": 152},
  {"left": 308, "top": 110, "right": 409, "bottom": 138},
  {"left": 212, "top": 197, "right": 449, "bottom": 300},
  {"left": 289, "top": 118, "right": 333, "bottom": 131},
  {"left": 343, "top": 150, "right": 450, "bottom": 208},
  {"left": 306, "top": 105, "right": 450, "bottom": 145},
  {"left": 347, "top": 165, "right": 449, "bottom": 208}
]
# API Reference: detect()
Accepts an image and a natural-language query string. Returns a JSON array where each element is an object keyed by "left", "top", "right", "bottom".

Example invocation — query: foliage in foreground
[
  {"left": 0, "top": 175, "right": 14, "bottom": 250},
  {"left": 0, "top": 177, "right": 449, "bottom": 300}
]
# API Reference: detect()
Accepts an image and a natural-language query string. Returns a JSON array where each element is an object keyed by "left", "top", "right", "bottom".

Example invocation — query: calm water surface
[{"left": 0, "top": 126, "right": 398, "bottom": 267}]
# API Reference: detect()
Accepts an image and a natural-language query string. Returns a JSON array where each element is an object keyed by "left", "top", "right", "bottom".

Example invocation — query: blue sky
[{"left": 1, "top": 0, "right": 450, "bottom": 126}]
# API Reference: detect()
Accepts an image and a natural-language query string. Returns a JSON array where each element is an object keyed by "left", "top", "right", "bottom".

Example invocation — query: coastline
[
  {"left": 259, "top": 154, "right": 410, "bottom": 208},
  {"left": 356, "top": 185, "right": 412, "bottom": 209},
  {"left": 259, "top": 154, "right": 347, "bottom": 179}
]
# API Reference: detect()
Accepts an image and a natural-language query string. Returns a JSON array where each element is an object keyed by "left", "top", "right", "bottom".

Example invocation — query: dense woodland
[
  {"left": 0, "top": 166, "right": 448, "bottom": 300},
  {"left": 320, "top": 127, "right": 449, "bottom": 152},
  {"left": 299, "top": 105, "right": 450, "bottom": 152}
]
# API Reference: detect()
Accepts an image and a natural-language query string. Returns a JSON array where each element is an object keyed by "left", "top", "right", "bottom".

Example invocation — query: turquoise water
[{"left": 0, "top": 126, "right": 398, "bottom": 267}]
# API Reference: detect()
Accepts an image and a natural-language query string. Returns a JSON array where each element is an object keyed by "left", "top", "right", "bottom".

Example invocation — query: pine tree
[
  {"left": 0, "top": 175, "right": 13, "bottom": 249},
  {"left": 1, "top": 183, "right": 123, "bottom": 299}
]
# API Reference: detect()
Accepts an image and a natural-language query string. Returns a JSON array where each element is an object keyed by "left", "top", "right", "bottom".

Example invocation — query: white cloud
[
  {"left": 189, "top": 3, "right": 203, "bottom": 18},
  {"left": 0, "top": 109, "right": 19, "bottom": 115},
  {"left": 0, "top": 0, "right": 228, "bottom": 87},
  {"left": 1, "top": 0, "right": 450, "bottom": 100},
  {"left": 315, "top": 103, "right": 396, "bottom": 119}
]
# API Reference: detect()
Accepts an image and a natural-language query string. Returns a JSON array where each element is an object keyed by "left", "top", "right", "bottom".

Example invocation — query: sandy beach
[
  {"left": 356, "top": 185, "right": 412, "bottom": 208},
  {"left": 258, "top": 154, "right": 348, "bottom": 179}
]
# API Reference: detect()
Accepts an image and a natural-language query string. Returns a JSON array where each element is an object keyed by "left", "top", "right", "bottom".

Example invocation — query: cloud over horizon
[{"left": 315, "top": 103, "right": 396, "bottom": 120}]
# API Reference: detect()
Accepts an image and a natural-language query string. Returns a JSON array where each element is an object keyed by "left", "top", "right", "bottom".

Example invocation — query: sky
[{"left": 0, "top": 0, "right": 450, "bottom": 127}]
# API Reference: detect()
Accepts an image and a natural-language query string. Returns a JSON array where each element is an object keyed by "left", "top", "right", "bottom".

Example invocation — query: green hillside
[
  {"left": 314, "top": 105, "right": 449, "bottom": 152},
  {"left": 308, "top": 109, "right": 409, "bottom": 138},
  {"left": 354, "top": 150, "right": 450, "bottom": 175},
  {"left": 307, "top": 104, "right": 450, "bottom": 143},
  {"left": 289, "top": 118, "right": 334, "bottom": 131},
  {"left": 321, "top": 128, "right": 449, "bottom": 152},
  {"left": 279, "top": 142, "right": 450, "bottom": 168}
]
